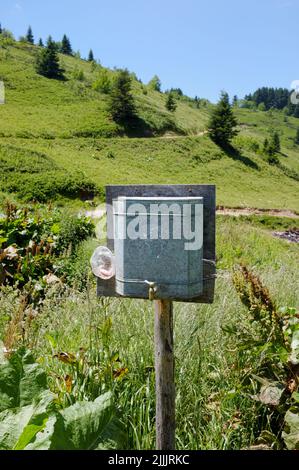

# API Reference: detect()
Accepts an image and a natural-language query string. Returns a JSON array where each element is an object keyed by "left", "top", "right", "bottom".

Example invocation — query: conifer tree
[
  {"left": 232, "top": 95, "right": 238, "bottom": 106},
  {"left": 263, "top": 138, "right": 270, "bottom": 154},
  {"left": 272, "top": 131, "right": 281, "bottom": 153},
  {"left": 108, "top": 69, "right": 135, "bottom": 123},
  {"left": 38, "top": 38, "right": 44, "bottom": 47},
  {"left": 26, "top": 26, "right": 34, "bottom": 44},
  {"left": 88, "top": 49, "right": 94, "bottom": 62},
  {"left": 208, "top": 91, "right": 239, "bottom": 146},
  {"left": 165, "top": 93, "right": 177, "bottom": 112},
  {"left": 36, "top": 37, "right": 64, "bottom": 79},
  {"left": 60, "top": 34, "right": 72, "bottom": 55},
  {"left": 0, "top": 23, "right": 2, "bottom": 35}
]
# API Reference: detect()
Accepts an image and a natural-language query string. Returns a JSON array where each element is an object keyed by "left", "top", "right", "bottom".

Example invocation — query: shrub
[
  {"left": 0, "top": 144, "right": 98, "bottom": 201},
  {"left": 72, "top": 67, "right": 85, "bottom": 81},
  {"left": 92, "top": 70, "right": 111, "bottom": 94},
  {"left": 0, "top": 203, "right": 94, "bottom": 289}
]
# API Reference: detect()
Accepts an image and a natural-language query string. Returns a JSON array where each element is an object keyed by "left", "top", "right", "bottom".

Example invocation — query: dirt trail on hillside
[
  {"left": 161, "top": 130, "right": 208, "bottom": 139},
  {"left": 84, "top": 206, "right": 298, "bottom": 219},
  {"left": 216, "top": 207, "right": 299, "bottom": 218}
]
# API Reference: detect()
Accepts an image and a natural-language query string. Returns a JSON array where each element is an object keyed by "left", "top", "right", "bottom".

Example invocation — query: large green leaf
[
  {"left": 60, "top": 392, "right": 116, "bottom": 450},
  {"left": 0, "top": 349, "right": 125, "bottom": 450},
  {"left": 0, "top": 390, "right": 55, "bottom": 450},
  {"left": 282, "top": 410, "right": 299, "bottom": 450},
  {"left": 0, "top": 347, "right": 48, "bottom": 412},
  {"left": 95, "top": 416, "right": 127, "bottom": 450},
  {"left": 25, "top": 413, "right": 74, "bottom": 450},
  {"left": 25, "top": 393, "right": 125, "bottom": 450}
]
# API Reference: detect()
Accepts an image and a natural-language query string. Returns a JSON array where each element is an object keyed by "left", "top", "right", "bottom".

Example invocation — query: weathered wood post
[{"left": 154, "top": 299, "right": 175, "bottom": 450}]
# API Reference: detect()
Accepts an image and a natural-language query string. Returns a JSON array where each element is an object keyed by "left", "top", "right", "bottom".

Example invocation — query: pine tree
[
  {"left": 108, "top": 69, "right": 136, "bottom": 123},
  {"left": 263, "top": 136, "right": 279, "bottom": 159},
  {"left": 232, "top": 95, "right": 238, "bottom": 106},
  {"left": 0, "top": 23, "right": 2, "bottom": 35},
  {"left": 263, "top": 138, "right": 270, "bottom": 154},
  {"left": 36, "top": 38, "right": 64, "bottom": 79},
  {"left": 26, "top": 26, "right": 34, "bottom": 44},
  {"left": 165, "top": 93, "right": 177, "bottom": 112},
  {"left": 295, "top": 128, "right": 299, "bottom": 145},
  {"left": 38, "top": 38, "right": 44, "bottom": 47},
  {"left": 208, "top": 91, "right": 239, "bottom": 146},
  {"left": 60, "top": 34, "right": 72, "bottom": 55},
  {"left": 88, "top": 49, "right": 94, "bottom": 62},
  {"left": 272, "top": 131, "right": 281, "bottom": 153}
]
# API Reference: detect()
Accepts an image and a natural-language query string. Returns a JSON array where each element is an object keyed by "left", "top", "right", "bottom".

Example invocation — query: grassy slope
[{"left": 0, "top": 41, "right": 299, "bottom": 210}]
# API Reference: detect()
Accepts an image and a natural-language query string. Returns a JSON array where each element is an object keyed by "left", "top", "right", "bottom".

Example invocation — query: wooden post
[{"left": 154, "top": 299, "right": 175, "bottom": 450}]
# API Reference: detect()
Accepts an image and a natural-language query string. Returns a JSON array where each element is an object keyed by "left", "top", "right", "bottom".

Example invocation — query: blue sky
[{"left": 1, "top": 0, "right": 298, "bottom": 102}]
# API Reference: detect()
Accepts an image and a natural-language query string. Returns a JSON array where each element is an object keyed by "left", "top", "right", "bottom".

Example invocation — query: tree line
[
  {"left": 0, "top": 23, "right": 95, "bottom": 63},
  {"left": 243, "top": 87, "right": 299, "bottom": 118}
]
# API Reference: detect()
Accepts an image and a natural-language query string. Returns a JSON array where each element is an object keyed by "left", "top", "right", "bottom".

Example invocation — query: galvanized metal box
[{"left": 113, "top": 196, "right": 204, "bottom": 300}]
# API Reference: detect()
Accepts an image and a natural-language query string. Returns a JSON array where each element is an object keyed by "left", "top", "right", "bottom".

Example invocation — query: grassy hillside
[{"left": 0, "top": 39, "right": 299, "bottom": 210}]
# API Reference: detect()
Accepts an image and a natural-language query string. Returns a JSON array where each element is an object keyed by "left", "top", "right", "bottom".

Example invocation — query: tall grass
[{"left": 1, "top": 217, "right": 297, "bottom": 449}]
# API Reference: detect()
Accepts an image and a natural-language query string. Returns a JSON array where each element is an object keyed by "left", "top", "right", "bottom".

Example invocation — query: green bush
[
  {"left": 72, "top": 67, "right": 85, "bottom": 81},
  {"left": 0, "top": 144, "right": 98, "bottom": 201},
  {"left": 0, "top": 203, "right": 94, "bottom": 289},
  {"left": 92, "top": 70, "right": 111, "bottom": 94}
]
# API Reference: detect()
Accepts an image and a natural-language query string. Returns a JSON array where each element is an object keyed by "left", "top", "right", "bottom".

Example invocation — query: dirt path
[
  {"left": 84, "top": 206, "right": 298, "bottom": 219},
  {"left": 161, "top": 130, "right": 208, "bottom": 139},
  {"left": 216, "top": 207, "right": 299, "bottom": 218}
]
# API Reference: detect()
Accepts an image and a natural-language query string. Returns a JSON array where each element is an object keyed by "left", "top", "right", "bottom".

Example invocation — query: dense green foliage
[
  {"left": 0, "top": 144, "right": 98, "bottom": 202},
  {"left": 0, "top": 203, "right": 94, "bottom": 290},
  {"left": 244, "top": 87, "right": 299, "bottom": 118},
  {"left": 208, "top": 91, "right": 239, "bottom": 146},
  {"left": 245, "top": 87, "right": 290, "bottom": 110}
]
